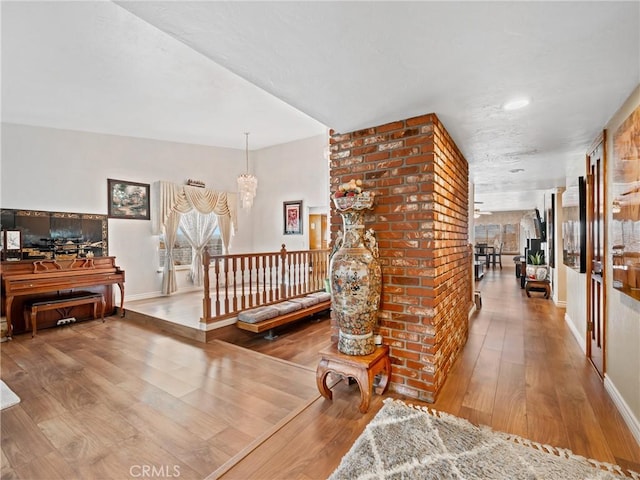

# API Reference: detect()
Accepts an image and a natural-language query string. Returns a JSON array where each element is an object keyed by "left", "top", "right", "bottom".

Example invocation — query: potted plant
[{"left": 526, "top": 252, "right": 548, "bottom": 280}]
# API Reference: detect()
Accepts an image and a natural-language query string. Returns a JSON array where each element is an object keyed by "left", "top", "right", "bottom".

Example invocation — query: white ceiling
[{"left": 2, "top": 1, "right": 639, "bottom": 213}]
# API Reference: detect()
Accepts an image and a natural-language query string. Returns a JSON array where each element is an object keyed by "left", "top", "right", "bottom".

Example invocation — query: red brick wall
[{"left": 329, "top": 113, "right": 471, "bottom": 403}]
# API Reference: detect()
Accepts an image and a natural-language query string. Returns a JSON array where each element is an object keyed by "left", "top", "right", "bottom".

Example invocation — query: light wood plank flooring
[
  {"left": 222, "top": 265, "right": 640, "bottom": 479},
  {"left": 2, "top": 264, "right": 639, "bottom": 479},
  {"left": 0, "top": 321, "right": 320, "bottom": 479}
]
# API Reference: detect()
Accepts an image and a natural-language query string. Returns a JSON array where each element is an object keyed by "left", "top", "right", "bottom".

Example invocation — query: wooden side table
[
  {"left": 316, "top": 344, "right": 390, "bottom": 413},
  {"left": 525, "top": 279, "right": 551, "bottom": 299}
]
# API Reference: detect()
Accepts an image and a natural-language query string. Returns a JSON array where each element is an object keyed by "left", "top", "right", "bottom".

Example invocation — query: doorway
[
  {"left": 586, "top": 132, "right": 606, "bottom": 378},
  {"left": 309, "top": 214, "right": 328, "bottom": 250}
]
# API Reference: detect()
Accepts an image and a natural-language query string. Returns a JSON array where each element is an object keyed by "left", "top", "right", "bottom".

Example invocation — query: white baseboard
[
  {"left": 122, "top": 286, "right": 203, "bottom": 303},
  {"left": 554, "top": 299, "right": 567, "bottom": 308},
  {"left": 564, "top": 312, "right": 586, "bottom": 354},
  {"left": 123, "top": 291, "right": 164, "bottom": 302},
  {"left": 604, "top": 374, "right": 640, "bottom": 448}
]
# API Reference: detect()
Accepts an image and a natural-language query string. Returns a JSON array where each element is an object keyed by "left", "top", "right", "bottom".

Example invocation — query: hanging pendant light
[{"left": 237, "top": 132, "right": 258, "bottom": 209}]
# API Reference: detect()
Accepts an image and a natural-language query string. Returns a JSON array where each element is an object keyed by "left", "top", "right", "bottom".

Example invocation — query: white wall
[
  {"left": 251, "top": 133, "right": 330, "bottom": 253},
  {"left": 552, "top": 187, "right": 567, "bottom": 306},
  {"left": 564, "top": 267, "right": 587, "bottom": 352},
  {"left": 603, "top": 85, "right": 640, "bottom": 441},
  {"left": 1, "top": 123, "right": 329, "bottom": 299}
]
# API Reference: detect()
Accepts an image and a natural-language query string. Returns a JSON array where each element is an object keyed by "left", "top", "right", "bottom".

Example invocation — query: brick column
[{"left": 329, "top": 113, "right": 471, "bottom": 402}]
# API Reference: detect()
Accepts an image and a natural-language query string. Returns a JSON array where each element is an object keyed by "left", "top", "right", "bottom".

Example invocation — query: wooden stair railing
[{"left": 201, "top": 244, "right": 330, "bottom": 323}]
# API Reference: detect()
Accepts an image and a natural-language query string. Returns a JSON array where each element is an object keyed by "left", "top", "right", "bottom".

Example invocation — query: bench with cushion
[
  {"left": 23, "top": 292, "right": 105, "bottom": 337},
  {"left": 237, "top": 291, "right": 331, "bottom": 339}
]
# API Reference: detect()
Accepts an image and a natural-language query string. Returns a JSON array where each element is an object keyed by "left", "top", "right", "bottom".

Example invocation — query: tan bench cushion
[
  {"left": 237, "top": 306, "right": 279, "bottom": 324},
  {"left": 272, "top": 301, "right": 303, "bottom": 315},
  {"left": 307, "top": 291, "right": 331, "bottom": 302},
  {"left": 290, "top": 296, "right": 318, "bottom": 308}
]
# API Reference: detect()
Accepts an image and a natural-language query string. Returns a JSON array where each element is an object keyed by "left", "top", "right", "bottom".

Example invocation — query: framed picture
[
  {"left": 283, "top": 200, "right": 303, "bottom": 235},
  {"left": 4, "top": 230, "right": 21, "bottom": 250},
  {"left": 561, "top": 176, "right": 586, "bottom": 273},
  {"left": 611, "top": 104, "right": 640, "bottom": 301},
  {"left": 2, "top": 229, "right": 22, "bottom": 261},
  {"left": 107, "top": 179, "right": 150, "bottom": 220}
]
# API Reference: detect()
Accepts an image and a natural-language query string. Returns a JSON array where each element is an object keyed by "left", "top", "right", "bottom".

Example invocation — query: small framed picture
[
  {"left": 283, "top": 200, "right": 303, "bottom": 235},
  {"left": 108, "top": 179, "right": 150, "bottom": 220},
  {"left": 4, "top": 230, "right": 21, "bottom": 250},
  {"left": 2, "top": 229, "right": 22, "bottom": 260}
]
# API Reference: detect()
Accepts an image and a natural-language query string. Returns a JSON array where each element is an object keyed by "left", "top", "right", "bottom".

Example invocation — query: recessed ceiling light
[
  {"left": 510, "top": 168, "right": 525, "bottom": 173},
  {"left": 503, "top": 98, "right": 530, "bottom": 111}
]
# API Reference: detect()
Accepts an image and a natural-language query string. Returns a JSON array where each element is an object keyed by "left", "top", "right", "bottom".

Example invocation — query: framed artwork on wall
[
  {"left": 107, "top": 179, "right": 150, "bottom": 220},
  {"left": 611, "top": 104, "right": 640, "bottom": 301},
  {"left": 283, "top": 200, "right": 303, "bottom": 235}
]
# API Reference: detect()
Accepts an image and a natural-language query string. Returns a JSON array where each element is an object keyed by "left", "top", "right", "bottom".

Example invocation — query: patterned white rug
[
  {"left": 1, "top": 380, "right": 21, "bottom": 410},
  {"left": 329, "top": 398, "right": 639, "bottom": 480}
]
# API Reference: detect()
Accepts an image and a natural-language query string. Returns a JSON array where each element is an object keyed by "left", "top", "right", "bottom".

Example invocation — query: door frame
[{"left": 585, "top": 130, "right": 607, "bottom": 377}]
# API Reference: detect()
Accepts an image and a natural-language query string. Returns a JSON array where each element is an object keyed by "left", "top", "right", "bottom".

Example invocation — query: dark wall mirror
[
  {"left": 1, "top": 209, "right": 108, "bottom": 261},
  {"left": 562, "top": 177, "right": 586, "bottom": 273}
]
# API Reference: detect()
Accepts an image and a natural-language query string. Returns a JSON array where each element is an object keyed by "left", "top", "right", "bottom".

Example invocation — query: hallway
[
  {"left": 434, "top": 264, "right": 640, "bottom": 472},
  {"left": 226, "top": 263, "right": 640, "bottom": 478}
]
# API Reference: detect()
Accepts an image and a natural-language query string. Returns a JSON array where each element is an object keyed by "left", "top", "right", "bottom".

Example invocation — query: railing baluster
[
  {"left": 232, "top": 257, "right": 238, "bottom": 313},
  {"left": 239, "top": 257, "right": 244, "bottom": 310},
  {"left": 215, "top": 254, "right": 221, "bottom": 316},
  {"left": 248, "top": 256, "right": 254, "bottom": 308},
  {"left": 302, "top": 251, "right": 308, "bottom": 293},
  {"left": 268, "top": 254, "right": 274, "bottom": 303},
  {"left": 223, "top": 257, "right": 230, "bottom": 315},
  {"left": 260, "top": 255, "right": 266, "bottom": 304},
  {"left": 202, "top": 245, "right": 329, "bottom": 322},
  {"left": 202, "top": 247, "right": 212, "bottom": 322},
  {"left": 280, "top": 244, "right": 287, "bottom": 300}
]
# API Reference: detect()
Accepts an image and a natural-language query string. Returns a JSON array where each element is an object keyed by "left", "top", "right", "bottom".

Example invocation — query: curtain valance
[
  {"left": 153, "top": 181, "right": 238, "bottom": 295},
  {"left": 153, "top": 181, "right": 237, "bottom": 234}
]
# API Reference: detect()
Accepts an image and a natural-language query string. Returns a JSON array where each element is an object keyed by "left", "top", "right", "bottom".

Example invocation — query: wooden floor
[
  {"left": 221, "top": 265, "right": 640, "bottom": 479},
  {"left": 2, "top": 264, "right": 639, "bottom": 479},
  {"left": 0, "top": 321, "right": 321, "bottom": 479}
]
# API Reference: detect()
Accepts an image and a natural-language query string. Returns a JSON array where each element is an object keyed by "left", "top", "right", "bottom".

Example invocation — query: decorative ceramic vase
[
  {"left": 526, "top": 264, "right": 548, "bottom": 281},
  {"left": 330, "top": 193, "right": 381, "bottom": 355}
]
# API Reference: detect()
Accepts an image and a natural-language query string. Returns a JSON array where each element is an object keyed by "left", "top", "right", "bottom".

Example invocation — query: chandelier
[{"left": 237, "top": 132, "right": 258, "bottom": 209}]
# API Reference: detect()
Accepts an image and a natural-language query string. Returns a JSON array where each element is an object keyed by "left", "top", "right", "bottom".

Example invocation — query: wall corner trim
[{"left": 604, "top": 374, "right": 640, "bottom": 448}]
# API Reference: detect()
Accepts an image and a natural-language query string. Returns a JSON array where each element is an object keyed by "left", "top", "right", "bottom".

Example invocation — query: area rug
[
  {"left": 329, "top": 398, "right": 639, "bottom": 480},
  {"left": 0, "top": 380, "right": 21, "bottom": 410}
]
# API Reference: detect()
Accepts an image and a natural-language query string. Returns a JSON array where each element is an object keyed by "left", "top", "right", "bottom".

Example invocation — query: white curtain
[
  {"left": 155, "top": 181, "right": 237, "bottom": 294},
  {"left": 161, "top": 210, "right": 181, "bottom": 295},
  {"left": 179, "top": 210, "right": 219, "bottom": 286}
]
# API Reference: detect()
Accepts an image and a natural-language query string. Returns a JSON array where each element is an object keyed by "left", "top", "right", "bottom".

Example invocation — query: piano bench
[{"left": 23, "top": 292, "right": 106, "bottom": 337}]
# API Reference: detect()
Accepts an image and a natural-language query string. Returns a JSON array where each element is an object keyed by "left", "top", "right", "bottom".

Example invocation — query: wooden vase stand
[
  {"left": 525, "top": 279, "right": 551, "bottom": 299},
  {"left": 316, "top": 344, "right": 390, "bottom": 413}
]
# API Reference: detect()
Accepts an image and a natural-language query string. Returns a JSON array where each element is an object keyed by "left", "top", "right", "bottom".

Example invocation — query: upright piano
[{"left": 1, "top": 256, "right": 125, "bottom": 338}]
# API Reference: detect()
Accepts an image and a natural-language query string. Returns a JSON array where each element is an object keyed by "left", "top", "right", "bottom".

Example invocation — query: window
[{"left": 158, "top": 226, "right": 222, "bottom": 268}]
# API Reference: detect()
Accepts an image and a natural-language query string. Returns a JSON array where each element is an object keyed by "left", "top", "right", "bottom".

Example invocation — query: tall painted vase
[{"left": 330, "top": 193, "right": 381, "bottom": 355}]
